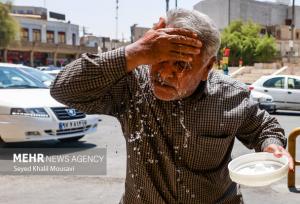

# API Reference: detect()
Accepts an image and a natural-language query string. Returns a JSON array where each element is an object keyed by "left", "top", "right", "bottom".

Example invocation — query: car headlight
[{"left": 10, "top": 108, "right": 50, "bottom": 118}]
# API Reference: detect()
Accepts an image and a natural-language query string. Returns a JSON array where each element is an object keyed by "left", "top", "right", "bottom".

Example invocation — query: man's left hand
[{"left": 263, "top": 144, "right": 294, "bottom": 171}]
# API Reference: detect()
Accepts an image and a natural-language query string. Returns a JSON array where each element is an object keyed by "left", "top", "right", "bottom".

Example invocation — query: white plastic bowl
[{"left": 228, "top": 152, "right": 289, "bottom": 186}]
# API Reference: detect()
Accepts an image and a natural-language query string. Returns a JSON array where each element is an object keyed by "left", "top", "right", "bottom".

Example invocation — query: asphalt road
[{"left": 0, "top": 111, "right": 299, "bottom": 204}]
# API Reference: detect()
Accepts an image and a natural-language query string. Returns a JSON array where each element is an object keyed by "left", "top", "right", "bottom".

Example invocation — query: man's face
[{"left": 150, "top": 53, "right": 214, "bottom": 101}]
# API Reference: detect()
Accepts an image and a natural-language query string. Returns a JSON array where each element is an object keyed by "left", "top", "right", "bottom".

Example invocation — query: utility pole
[
  {"left": 175, "top": 0, "right": 178, "bottom": 9},
  {"left": 228, "top": 0, "right": 231, "bottom": 26},
  {"left": 290, "top": 0, "right": 295, "bottom": 63},
  {"left": 115, "top": 0, "right": 119, "bottom": 40},
  {"left": 166, "top": 0, "right": 169, "bottom": 12}
]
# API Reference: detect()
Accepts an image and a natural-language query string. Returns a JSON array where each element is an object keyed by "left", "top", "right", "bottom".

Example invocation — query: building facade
[
  {"left": 80, "top": 35, "right": 129, "bottom": 53},
  {"left": 0, "top": 5, "right": 97, "bottom": 67},
  {"left": 130, "top": 24, "right": 150, "bottom": 42},
  {"left": 194, "top": 0, "right": 300, "bottom": 58},
  {"left": 194, "top": 0, "right": 296, "bottom": 30}
]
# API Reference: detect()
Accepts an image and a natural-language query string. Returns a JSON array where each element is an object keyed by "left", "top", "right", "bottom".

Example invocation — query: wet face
[{"left": 150, "top": 53, "right": 215, "bottom": 101}]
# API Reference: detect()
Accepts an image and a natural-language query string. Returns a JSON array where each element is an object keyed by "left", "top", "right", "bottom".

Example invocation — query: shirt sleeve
[
  {"left": 50, "top": 47, "right": 131, "bottom": 116},
  {"left": 236, "top": 97, "right": 287, "bottom": 152}
]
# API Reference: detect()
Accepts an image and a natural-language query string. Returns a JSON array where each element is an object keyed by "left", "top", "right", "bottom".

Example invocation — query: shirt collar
[{"left": 183, "top": 80, "right": 208, "bottom": 102}]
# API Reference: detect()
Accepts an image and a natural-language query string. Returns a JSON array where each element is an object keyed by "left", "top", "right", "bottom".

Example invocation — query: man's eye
[{"left": 175, "top": 61, "right": 192, "bottom": 71}]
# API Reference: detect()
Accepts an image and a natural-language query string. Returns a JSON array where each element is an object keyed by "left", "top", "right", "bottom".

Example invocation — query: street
[{"left": 0, "top": 111, "right": 299, "bottom": 204}]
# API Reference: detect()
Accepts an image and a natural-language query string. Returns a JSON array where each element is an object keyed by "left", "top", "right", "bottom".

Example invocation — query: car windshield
[
  {"left": 0, "top": 66, "right": 48, "bottom": 89},
  {"left": 20, "top": 67, "right": 55, "bottom": 83}
]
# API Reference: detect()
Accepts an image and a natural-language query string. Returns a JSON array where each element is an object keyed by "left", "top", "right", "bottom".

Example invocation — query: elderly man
[{"left": 50, "top": 9, "right": 293, "bottom": 204}]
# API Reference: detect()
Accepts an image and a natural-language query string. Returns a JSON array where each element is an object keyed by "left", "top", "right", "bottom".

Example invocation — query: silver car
[{"left": 250, "top": 75, "right": 300, "bottom": 111}]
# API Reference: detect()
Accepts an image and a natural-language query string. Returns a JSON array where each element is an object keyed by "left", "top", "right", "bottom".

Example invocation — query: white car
[
  {"left": 43, "top": 69, "right": 61, "bottom": 77},
  {"left": 250, "top": 90, "right": 276, "bottom": 113},
  {"left": 0, "top": 63, "right": 98, "bottom": 143},
  {"left": 18, "top": 65, "right": 55, "bottom": 87},
  {"left": 250, "top": 75, "right": 300, "bottom": 111}
]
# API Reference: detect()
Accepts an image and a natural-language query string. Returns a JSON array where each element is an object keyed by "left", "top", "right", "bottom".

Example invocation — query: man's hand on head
[
  {"left": 263, "top": 144, "right": 294, "bottom": 171},
  {"left": 125, "top": 17, "right": 202, "bottom": 71}
]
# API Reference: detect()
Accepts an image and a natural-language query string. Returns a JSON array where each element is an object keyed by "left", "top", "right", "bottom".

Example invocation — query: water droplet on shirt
[{"left": 178, "top": 100, "right": 191, "bottom": 149}]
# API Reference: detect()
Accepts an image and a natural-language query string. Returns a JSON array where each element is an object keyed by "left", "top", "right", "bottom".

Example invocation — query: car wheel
[{"left": 58, "top": 136, "right": 84, "bottom": 142}]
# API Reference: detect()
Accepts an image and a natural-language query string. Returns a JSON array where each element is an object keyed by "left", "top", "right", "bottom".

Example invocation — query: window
[
  {"left": 58, "top": 32, "right": 66, "bottom": 44},
  {"left": 32, "top": 29, "right": 41, "bottom": 42},
  {"left": 263, "top": 77, "right": 285, "bottom": 89},
  {"left": 47, "top": 31, "right": 54, "bottom": 43},
  {"left": 72, "top": 33, "right": 76, "bottom": 45},
  {"left": 21, "top": 28, "right": 29, "bottom": 41},
  {"left": 288, "top": 78, "right": 300, "bottom": 89},
  {"left": 297, "top": 32, "right": 300, "bottom": 40},
  {"left": 276, "top": 30, "right": 281, "bottom": 39}
]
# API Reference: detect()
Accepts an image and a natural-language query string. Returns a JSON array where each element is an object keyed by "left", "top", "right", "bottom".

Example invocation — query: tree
[
  {"left": 0, "top": 2, "right": 19, "bottom": 48},
  {"left": 255, "top": 35, "right": 278, "bottom": 63},
  {"left": 220, "top": 20, "right": 277, "bottom": 65}
]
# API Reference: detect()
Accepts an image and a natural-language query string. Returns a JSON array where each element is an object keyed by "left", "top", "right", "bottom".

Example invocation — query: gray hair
[{"left": 166, "top": 9, "right": 221, "bottom": 60}]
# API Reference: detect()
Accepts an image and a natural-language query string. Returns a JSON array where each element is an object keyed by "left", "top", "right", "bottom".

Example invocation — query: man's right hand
[{"left": 125, "top": 18, "right": 202, "bottom": 72}]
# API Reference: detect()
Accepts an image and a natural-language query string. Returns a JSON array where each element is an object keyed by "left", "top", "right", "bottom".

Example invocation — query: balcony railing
[{"left": 4, "top": 40, "right": 97, "bottom": 54}]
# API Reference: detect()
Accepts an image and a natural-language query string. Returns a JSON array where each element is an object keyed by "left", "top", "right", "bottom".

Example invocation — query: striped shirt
[{"left": 50, "top": 47, "right": 286, "bottom": 204}]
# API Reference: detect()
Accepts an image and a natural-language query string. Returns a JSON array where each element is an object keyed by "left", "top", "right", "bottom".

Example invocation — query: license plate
[{"left": 59, "top": 120, "right": 87, "bottom": 130}]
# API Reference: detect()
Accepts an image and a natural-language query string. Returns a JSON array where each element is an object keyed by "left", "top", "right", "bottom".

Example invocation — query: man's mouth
[{"left": 154, "top": 78, "right": 176, "bottom": 89}]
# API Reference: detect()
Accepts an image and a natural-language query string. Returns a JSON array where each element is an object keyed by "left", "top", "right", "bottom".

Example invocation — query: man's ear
[
  {"left": 202, "top": 56, "right": 216, "bottom": 80},
  {"left": 206, "top": 56, "right": 216, "bottom": 70}
]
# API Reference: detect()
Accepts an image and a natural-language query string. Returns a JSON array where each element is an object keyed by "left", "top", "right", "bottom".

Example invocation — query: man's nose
[{"left": 159, "top": 62, "right": 177, "bottom": 80}]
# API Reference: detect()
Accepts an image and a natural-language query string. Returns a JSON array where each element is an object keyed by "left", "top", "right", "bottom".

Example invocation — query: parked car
[
  {"left": 18, "top": 65, "right": 55, "bottom": 87},
  {"left": 250, "top": 75, "right": 300, "bottom": 111},
  {"left": 37, "top": 65, "right": 62, "bottom": 71},
  {"left": 42, "top": 69, "right": 61, "bottom": 77},
  {"left": 250, "top": 90, "right": 276, "bottom": 113},
  {"left": 0, "top": 63, "right": 98, "bottom": 143}
]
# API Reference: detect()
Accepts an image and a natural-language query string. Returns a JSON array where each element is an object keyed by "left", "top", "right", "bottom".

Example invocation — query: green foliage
[
  {"left": 0, "top": 2, "right": 19, "bottom": 47},
  {"left": 220, "top": 20, "right": 277, "bottom": 65},
  {"left": 255, "top": 35, "right": 277, "bottom": 63}
]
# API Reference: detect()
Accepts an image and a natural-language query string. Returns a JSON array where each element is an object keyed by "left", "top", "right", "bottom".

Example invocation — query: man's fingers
[
  {"left": 273, "top": 148, "right": 282, "bottom": 158},
  {"left": 279, "top": 148, "right": 295, "bottom": 171},
  {"left": 161, "top": 27, "right": 199, "bottom": 39},
  {"left": 168, "top": 51, "right": 193, "bottom": 62},
  {"left": 170, "top": 44, "right": 201, "bottom": 55},
  {"left": 153, "top": 17, "right": 166, "bottom": 30},
  {"left": 264, "top": 144, "right": 294, "bottom": 171},
  {"left": 169, "top": 35, "right": 202, "bottom": 48}
]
